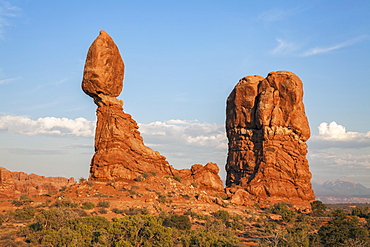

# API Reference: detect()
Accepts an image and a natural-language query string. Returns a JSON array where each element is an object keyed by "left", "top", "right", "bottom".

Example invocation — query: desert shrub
[
  {"left": 226, "top": 214, "right": 245, "bottom": 231},
  {"left": 318, "top": 209, "right": 369, "bottom": 246},
  {"left": 27, "top": 216, "right": 111, "bottom": 247},
  {"left": 181, "top": 194, "right": 190, "bottom": 200},
  {"left": 121, "top": 207, "right": 149, "bottom": 216},
  {"left": 110, "top": 215, "right": 173, "bottom": 246},
  {"left": 12, "top": 205, "right": 36, "bottom": 221},
  {"left": 11, "top": 200, "right": 24, "bottom": 207},
  {"left": 213, "top": 210, "right": 230, "bottom": 222},
  {"left": 29, "top": 208, "right": 79, "bottom": 231},
  {"left": 158, "top": 194, "right": 167, "bottom": 204},
  {"left": 128, "top": 189, "right": 136, "bottom": 195},
  {"left": 173, "top": 175, "right": 182, "bottom": 183},
  {"left": 311, "top": 200, "right": 327, "bottom": 217},
  {"left": 97, "top": 200, "right": 110, "bottom": 208},
  {"left": 162, "top": 214, "right": 191, "bottom": 230},
  {"left": 177, "top": 223, "right": 240, "bottom": 247},
  {"left": 112, "top": 208, "right": 124, "bottom": 214},
  {"left": 272, "top": 202, "right": 297, "bottom": 223},
  {"left": 79, "top": 177, "right": 86, "bottom": 183},
  {"left": 12, "top": 194, "right": 34, "bottom": 206},
  {"left": 81, "top": 201, "right": 95, "bottom": 210},
  {"left": 150, "top": 171, "right": 157, "bottom": 176},
  {"left": 352, "top": 206, "right": 370, "bottom": 218},
  {"left": 98, "top": 208, "right": 107, "bottom": 214},
  {"left": 142, "top": 173, "right": 150, "bottom": 178},
  {"left": 134, "top": 176, "right": 143, "bottom": 182},
  {"left": 51, "top": 198, "right": 78, "bottom": 208}
]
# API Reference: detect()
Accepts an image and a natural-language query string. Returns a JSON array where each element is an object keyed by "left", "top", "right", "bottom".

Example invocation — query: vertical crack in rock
[
  {"left": 82, "top": 31, "right": 175, "bottom": 181},
  {"left": 226, "top": 71, "right": 315, "bottom": 207}
]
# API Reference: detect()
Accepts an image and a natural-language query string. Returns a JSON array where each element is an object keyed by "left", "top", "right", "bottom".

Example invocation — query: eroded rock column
[
  {"left": 226, "top": 71, "right": 315, "bottom": 205},
  {"left": 82, "top": 31, "right": 174, "bottom": 181}
]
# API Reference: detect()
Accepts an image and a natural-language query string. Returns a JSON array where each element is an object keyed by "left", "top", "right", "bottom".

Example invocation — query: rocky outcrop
[
  {"left": 82, "top": 31, "right": 175, "bottom": 181},
  {"left": 179, "top": 162, "right": 224, "bottom": 191},
  {"left": 0, "top": 167, "right": 75, "bottom": 198},
  {"left": 226, "top": 71, "right": 315, "bottom": 207}
]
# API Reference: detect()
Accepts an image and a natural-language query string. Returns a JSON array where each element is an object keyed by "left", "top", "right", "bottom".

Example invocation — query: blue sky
[{"left": 1, "top": 1, "right": 369, "bottom": 188}]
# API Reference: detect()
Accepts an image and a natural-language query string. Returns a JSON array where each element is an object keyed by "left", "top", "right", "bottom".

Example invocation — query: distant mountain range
[{"left": 312, "top": 177, "right": 370, "bottom": 203}]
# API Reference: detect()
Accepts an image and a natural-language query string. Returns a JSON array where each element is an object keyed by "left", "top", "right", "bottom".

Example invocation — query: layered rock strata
[
  {"left": 226, "top": 71, "right": 315, "bottom": 205},
  {"left": 0, "top": 167, "right": 75, "bottom": 198},
  {"left": 82, "top": 31, "right": 174, "bottom": 181}
]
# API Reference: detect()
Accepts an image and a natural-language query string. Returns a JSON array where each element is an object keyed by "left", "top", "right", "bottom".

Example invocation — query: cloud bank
[
  {"left": 309, "top": 121, "right": 370, "bottom": 149},
  {"left": 139, "top": 120, "right": 227, "bottom": 149},
  {"left": 0, "top": 116, "right": 95, "bottom": 137},
  {"left": 1, "top": 115, "right": 369, "bottom": 184}
]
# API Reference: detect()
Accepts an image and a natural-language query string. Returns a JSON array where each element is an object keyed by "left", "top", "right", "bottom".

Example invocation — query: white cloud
[
  {"left": 302, "top": 35, "right": 369, "bottom": 56},
  {"left": 317, "top": 121, "right": 362, "bottom": 141},
  {"left": 270, "top": 38, "right": 300, "bottom": 55},
  {"left": 0, "top": 77, "right": 19, "bottom": 85},
  {"left": 0, "top": 1, "right": 21, "bottom": 38},
  {"left": 139, "top": 120, "right": 227, "bottom": 149},
  {"left": 309, "top": 121, "right": 370, "bottom": 149},
  {"left": 0, "top": 115, "right": 95, "bottom": 137}
]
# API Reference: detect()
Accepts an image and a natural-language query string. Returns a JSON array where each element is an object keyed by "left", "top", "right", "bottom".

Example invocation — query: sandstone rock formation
[
  {"left": 82, "top": 31, "right": 175, "bottom": 181},
  {"left": 0, "top": 167, "right": 75, "bottom": 198},
  {"left": 226, "top": 71, "right": 315, "bottom": 206},
  {"left": 178, "top": 162, "right": 224, "bottom": 191}
]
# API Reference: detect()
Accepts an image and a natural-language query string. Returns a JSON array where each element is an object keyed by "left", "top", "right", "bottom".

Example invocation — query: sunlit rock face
[
  {"left": 225, "top": 71, "right": 315, "bottom": 207},
  {"left": 82, "top": 31, "right": 175, "bottom": 181}
]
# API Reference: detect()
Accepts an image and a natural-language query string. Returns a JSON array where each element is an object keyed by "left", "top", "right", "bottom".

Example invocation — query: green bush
[
  {"left": 352, "top": 206, "right": 370, "bottom": 218},
  {"left": 162, "top": 214, "right": 191, "bottom": 230},
  {"left": 213, "top": 210, "right": 230, "bottom": 222},
  {"left": 12, "top": 194, "right": 34, "bottom": 206},
  {"left": 13, "top": 205, "right": 36, "bottom": 221},
  {"left": 52, "top": 199, "right": 78, "bottom": 208},
  {"left": 173, "top": 175, "right": 182, "bottom": 183},
  {"left": 158, "top": 194, "right": 167, "bottom": 204},
  {"left": 318, "top": 209, "right": 369, "bottom": 246},
  {"left": 272, "top": 202, "right": 297, "bottom": 223},
  {"left": 311, "top": 200, "right": 327, "bottom": 217},
  {"left": 81, "top": 202, "right": 95, "bottom": 210},
  {"left": 29, "top": 208, "right": 79, "bottom": 231},
  {"left": 111, "top": 215, "right": 173, "bottom": 246},
  {"left": 177, "top": 224, "right": 240, "bottom": 246},
  {"left": 97, "top": 200, "right": 110, "bottom": 208}
]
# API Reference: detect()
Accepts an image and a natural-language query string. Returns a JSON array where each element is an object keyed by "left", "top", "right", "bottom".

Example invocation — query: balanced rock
[
  {"left": 225, "top": 71, "right": 315, "bottom": 207},
  {"left": 82, "top": 31, "right": 174, "bottom": 181}
]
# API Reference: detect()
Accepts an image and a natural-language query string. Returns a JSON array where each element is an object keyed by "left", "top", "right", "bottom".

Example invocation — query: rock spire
[
  {"left": 82, "top": 31, "right": 174, "bottom": 181},
  {"left": 225, "top": 71, "right": 315, "bottom": 206}
]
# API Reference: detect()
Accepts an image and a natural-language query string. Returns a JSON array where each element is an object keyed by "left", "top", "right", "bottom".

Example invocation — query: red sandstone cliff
[{"left": 0, "top": 167, "right": 75, "bottom": 198}]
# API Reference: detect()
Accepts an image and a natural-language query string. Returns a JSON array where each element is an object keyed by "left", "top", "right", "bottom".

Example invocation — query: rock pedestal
[
  {"left": 82, "top": 31, "right": 174, "bottom": 181},
  {"left": 226, "top": 71, "right": 315, "bottom": 206}
]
